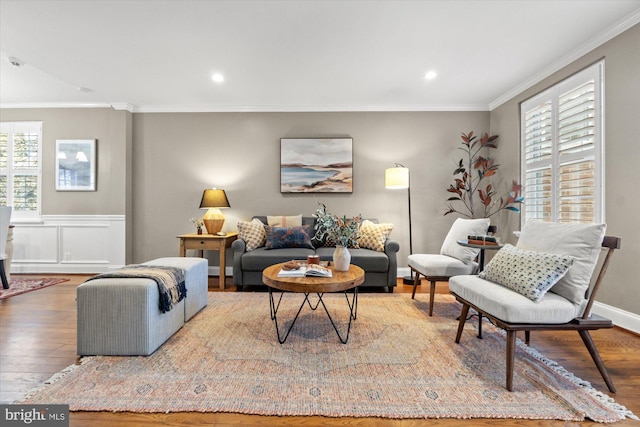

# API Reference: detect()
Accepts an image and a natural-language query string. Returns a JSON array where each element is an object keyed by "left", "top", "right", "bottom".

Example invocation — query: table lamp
[{"left": 199, "top": 188, "right": 230, "bottom": 234}]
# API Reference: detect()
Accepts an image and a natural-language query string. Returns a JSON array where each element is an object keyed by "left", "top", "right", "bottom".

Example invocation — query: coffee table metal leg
[
  {"left": 342, "top": 287, "right": 358, "bottom": 320},
  {"left": 269, "top": 289, "right": 285, "bottom": 320},
  {"left": 269, "top": 289, "right": 311, "bottom": 344},
  {"left": 317, "top": 287, "right": 358, "bottom": 344},
  {"left": 305, "top": 293, "right": 322, "bottom": 310},
  {"left": 269, "top": 288, "right": 358, "bottom": 344}
]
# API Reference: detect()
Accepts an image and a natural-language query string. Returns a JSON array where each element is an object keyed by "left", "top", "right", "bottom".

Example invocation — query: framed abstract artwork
[
  {"left": 280, "top": 138, "right": 353, "bottom": 193},
  {"left": 55, "top": 139, "right": 97, "bottom": 191}
]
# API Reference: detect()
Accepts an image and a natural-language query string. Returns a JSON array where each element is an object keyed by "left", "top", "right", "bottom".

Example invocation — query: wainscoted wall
[{"left": 9, "top": 215, "right": 125, "bottom": 274}]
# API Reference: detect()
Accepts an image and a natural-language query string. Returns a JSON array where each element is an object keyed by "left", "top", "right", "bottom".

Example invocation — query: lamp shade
[
  {"left": 199, "top": 189, "right": 230, "bottom": 235},
  {"left": 385, "top": 166, "right": 409, "bottom": 189},
  {"left": 199, "top": 189, "right": 230, "bottom": 209}
]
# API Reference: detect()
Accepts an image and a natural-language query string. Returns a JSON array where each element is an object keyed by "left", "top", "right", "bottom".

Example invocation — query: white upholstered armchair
[
  {"left": 450, "top": 221, "right": 620, "bottom": 392},
  {"left": 407, "top": 218, "right": 493, "bottom": 316}
]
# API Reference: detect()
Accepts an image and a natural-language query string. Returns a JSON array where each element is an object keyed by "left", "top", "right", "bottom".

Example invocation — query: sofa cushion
[
  {"left": 479, "top": 244, "right": 574, "bottom": 302},
  {"left": 237, "top": 218, "right": 266, "bottom": 251},
  {"left": 516, "top": 221, "right": 605, "bottom": 308},
  {"left": 408, "top": 253, "right": 477, "bottom": 277},
  {"left": 315, "top": 247, "right": 389, "bottom": 272},
  {"left": 440, "top": 218, "right": 491, "bottom": 263},
  {"left": 264, "top": 225, "right": 315, "bottom": 249},
  {"left": 241, "top": 247, "right": 315, "bottom": 271},
  {"left": 449, "top": 274, "right": 580, "bottom": 324},
  {"left": 359, "top": 220, "right": 393, "bottom": 252},
  {"left": 267, "top": 214, "right": 302, "bottom": 227}
]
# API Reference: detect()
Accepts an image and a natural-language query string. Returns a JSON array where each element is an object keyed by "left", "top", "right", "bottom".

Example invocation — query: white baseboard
[{"left": 592, "top": 301, "right": 640, "bottom": 335}]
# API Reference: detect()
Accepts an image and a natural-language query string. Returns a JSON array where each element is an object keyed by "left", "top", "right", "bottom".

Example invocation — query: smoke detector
[{"left": 7, "top": 57, "right": 24, "bottom": 67}]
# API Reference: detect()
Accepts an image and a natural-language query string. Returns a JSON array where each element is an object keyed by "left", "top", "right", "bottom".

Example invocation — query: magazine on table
[{"left": 277, "top": 264, "right": 333, "bottom": 278}]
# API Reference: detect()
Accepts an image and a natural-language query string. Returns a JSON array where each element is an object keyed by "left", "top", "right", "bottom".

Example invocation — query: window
[
  {"left": 0, "top": 121, "right": 43, "bottom": 221},
  {"left": 520, "top": 61, "right": 604, "bottom": 225}
]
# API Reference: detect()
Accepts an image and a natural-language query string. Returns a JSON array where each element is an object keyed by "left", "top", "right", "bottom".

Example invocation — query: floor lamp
[{"left": 385, "top": 164, "right": 419, "bottom": 285}]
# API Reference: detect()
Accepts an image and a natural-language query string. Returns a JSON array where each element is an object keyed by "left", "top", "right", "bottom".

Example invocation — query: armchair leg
[
  {"left": 1, "top": 260, "right": 8, "bottom": 289},
  {"left": 411, "top": 271, "right": 420, "bottom": 299},
  {"left": 428, "top": 280, "right": 436, "bottom": 316},
  {"left": 455, "top": 304, "right": 470, "bottom": 343},
  {"left": 506, "top": 330, "right": 516, "bottom": 391},
  {"left": 578, "top": 330, "right": 616, "bottom": 393}
]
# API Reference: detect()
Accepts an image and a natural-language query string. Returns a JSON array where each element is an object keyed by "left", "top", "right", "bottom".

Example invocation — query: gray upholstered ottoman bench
[{"left": 77, "top": 257, "right": 208, "bottom": 356}]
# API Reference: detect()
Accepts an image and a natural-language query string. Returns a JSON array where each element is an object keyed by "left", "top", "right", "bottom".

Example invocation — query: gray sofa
[{"left": 232, "top": 216, "right": 399, "bottom": 292}]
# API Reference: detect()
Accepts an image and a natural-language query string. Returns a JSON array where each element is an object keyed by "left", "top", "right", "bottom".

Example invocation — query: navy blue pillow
[{"left": 264, "top": 225, "right": 315, "bottom": 250}]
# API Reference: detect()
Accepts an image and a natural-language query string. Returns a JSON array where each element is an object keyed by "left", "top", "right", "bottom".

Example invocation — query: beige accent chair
[
  {"left": 0, "top": 206, "right": 12, "bottom": 289},
  {"left": 407, "top": 218, "right": 494, "bottom": 316},
  {"left": 450, "top": 221, "right": 619, "bottom": 392}
]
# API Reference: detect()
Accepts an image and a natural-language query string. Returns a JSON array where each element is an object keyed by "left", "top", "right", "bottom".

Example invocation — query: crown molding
[
  {"left": 1, "top": 102, "right": 489, "bottom": 113},
  {"left": 131, "top": 103, "right": 490, "bottom": 113},
  {"left": 0, "top": 102, "right": 112, "bottom": 109},
  {"left": 110, "top": 103, "right": 134, "bottom": 112},
  {"left": 489, "top": 9, "right": 640, "bottom": 110}
]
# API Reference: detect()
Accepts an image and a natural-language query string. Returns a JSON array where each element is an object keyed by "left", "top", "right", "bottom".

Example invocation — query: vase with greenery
[
  {"left": 313, "top": 204, "right": 361, "bottom": 271},
  {"left": 445, "top": 131, "right": 523, "bottom": 218},
  {"left": 190, "top": 217, "right": 205, "bottom": 235}
]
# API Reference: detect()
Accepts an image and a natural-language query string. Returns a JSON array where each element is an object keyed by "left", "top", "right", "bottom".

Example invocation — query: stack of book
[{"left": 467, "top": 235, "right": 499, "bottom": 245}]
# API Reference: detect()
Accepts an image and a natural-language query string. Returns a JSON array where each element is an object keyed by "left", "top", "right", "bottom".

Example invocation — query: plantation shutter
[
  {"left": 557, "top": 81, "right": 596, "bottom": 222},
  {"left": 523, "top": 101, "right": 553, "bottom": 221},
  {"left": 520, "top": 61, "right": 603, "bottom": 225},
  {"left": 0, "top": 122, "right": 42, "bottom": 220}
]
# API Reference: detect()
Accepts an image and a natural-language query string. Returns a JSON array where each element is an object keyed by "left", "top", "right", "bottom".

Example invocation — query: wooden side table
[{"left": 177, "top": 232, "right": 238, "bottom": 290}]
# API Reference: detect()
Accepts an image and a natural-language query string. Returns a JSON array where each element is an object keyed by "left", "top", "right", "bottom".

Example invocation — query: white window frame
[
  {"left": 0, "top": 121, "right": 43, "bottom": 221},
  {"left": 520, "top": 61, "right": 604, "bottom": 226}
]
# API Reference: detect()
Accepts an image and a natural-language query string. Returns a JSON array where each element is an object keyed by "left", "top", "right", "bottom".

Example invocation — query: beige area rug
[
  {"left": 19, "top": 293, "right": 635, "bottom": 422},
  {"left": 0, "top": 278, "right": 68, "bottom": 300}
]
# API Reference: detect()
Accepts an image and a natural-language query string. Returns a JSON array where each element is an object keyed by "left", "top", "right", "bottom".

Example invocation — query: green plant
[
  {"left": 445, "top": 131, "right": 523, "bottom": 218},
  {"left": 313, "top": 203, "right": 361, "bottom": 247}
]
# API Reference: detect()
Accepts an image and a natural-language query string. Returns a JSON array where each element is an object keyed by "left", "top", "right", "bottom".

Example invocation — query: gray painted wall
[
  {"left": 0, "top": 107, "right": 131, "bottom": 215},
  {"left": 491, "top": 23, "right": 640, "bottom": 314},
  {"left": 131, "top": 111, "right": 489, "bottom": 267}
]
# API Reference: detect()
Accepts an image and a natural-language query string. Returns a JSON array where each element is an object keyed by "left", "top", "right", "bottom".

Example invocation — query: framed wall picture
[
  {"left": 55, "top": 139, "right": 97, "bottom": 191},
  {"left": 280, "top": 138, "right": 353, "bottom": 193}
]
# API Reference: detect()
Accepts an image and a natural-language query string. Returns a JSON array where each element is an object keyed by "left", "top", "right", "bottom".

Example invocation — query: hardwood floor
[{"left": 1, "top": 274, "right": 639, "bottom": 426}]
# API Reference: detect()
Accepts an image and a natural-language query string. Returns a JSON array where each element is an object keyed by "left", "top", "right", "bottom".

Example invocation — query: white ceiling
[{"left": 1, "top": 0, "right": 639, "bottom": 112}]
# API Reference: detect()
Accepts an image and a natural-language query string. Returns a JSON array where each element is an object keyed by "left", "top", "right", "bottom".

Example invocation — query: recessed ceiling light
[
  {"left": 211, "top": 73, "right": 224, "bottom": 83},
  {"left": 7, "top": 56, "right": 24, "bottom": 67},
  {"left": 424, "top": 71, "right": 437, "bottom": 80}
]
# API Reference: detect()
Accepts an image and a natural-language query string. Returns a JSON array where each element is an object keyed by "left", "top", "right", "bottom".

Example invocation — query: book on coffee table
[{"left": 277, "top": 264, "right": 333, "bottom": 278}]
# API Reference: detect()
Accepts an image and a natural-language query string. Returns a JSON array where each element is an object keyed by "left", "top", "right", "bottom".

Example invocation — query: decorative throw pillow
[
  {"left": 264, "top": 225, "right": 315, "bottom": 250},
  {"left": 237, "top": 218, "right": 266, "bottom": 251},
  {"left": 479, "top": 244, "right": 575, "bottom": 302},
  {"left": 516, "top": 221, "right": 606, "bottom": 307},
  {"left": 440, "top": 218, "right": 491, "bottom": 264},
  {"left": 358, "top": 220, "right": 393, "bottom": 252},
  {"left": 267, "top": 215, "right": 302, "bottom": 227}
]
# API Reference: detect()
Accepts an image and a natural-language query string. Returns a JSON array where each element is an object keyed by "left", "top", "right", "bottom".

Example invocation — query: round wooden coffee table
[{"left": 262, "top": 263, "right": 365, "bottom": 344}]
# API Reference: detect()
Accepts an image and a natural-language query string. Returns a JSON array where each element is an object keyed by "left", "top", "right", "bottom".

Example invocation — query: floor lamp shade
[
  {"left": 385, "top": 167, "right": 409, "bottom": 189},
  {"left": 199, "top": 189, "right": 230, "bottom": 234}
]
